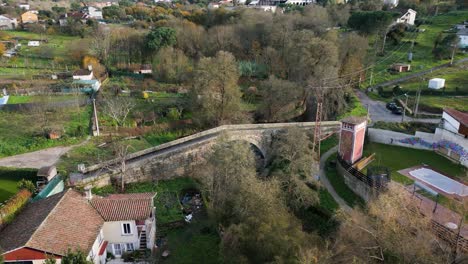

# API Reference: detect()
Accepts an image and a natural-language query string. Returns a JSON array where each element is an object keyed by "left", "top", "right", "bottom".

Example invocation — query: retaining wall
[{"left": 336, "top": 160, "right": 377, "bottom": 202}]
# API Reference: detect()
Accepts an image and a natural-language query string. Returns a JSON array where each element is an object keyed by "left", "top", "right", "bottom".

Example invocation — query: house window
[
  {"left": 122, "top": 223, "right": 132, "bottom": 235},
  {"left": 113, "top": 244, "right": 122, "bottom": 256},
  {"left": 126, "top": 243, "right": 134, "bottom": 252}
]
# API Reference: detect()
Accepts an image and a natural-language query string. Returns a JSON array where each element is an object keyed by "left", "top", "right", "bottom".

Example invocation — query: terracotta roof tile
[
  {"left": 0, "top": 189, "right": 104, "bottom": 256},
  {"left": 90, "top": 193, "right": 155, "bottom": 221}
]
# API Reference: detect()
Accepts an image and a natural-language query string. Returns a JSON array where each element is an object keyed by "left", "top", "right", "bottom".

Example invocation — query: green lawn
[
  {"left": 7, "top": 95, "right": 85, "bottom": 105},
  {"left": 363, "top": 142, "right": 466, "bottom": 184},
  {"left": 0, "top": 103, "right": 91, "bottom": 157},
  {"left": 319, "top": 188, "right": 339, "bottom": 213},
  {"left": 57, "top": 137, "right": 153, "bottom": 174},
  {"left": 0, "top": 167, "right": 37, "bottom": 203},
  {"left": 320, "top": 135, "right": 338, "bottom": 156},
  {"left": 417, "top": 96, "right": 468, "bottom": 112},
  {"left": 325, "top": 153, "right": 366, "bottom": 207},
  {"left": 161, "top": 217, "right": 220, "bottom": 264},
  {"left": 367, "top": 11, "right": 468, "bottom": 86}
]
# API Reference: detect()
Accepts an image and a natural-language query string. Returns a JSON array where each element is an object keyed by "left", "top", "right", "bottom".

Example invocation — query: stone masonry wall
[{"left": 71, "top": 122, "right": 341, "bottom": 189}]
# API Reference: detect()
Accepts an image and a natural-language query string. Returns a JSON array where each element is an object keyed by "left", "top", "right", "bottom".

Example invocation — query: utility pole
[
  {"left": 450, "top": 43, "right": 456, "bottom": 66},
  {"left": 414, "top": 78, "right": 423, "bottom": 117},
  {"left": 401, "top": 94, "right": 409, "bottom": 123},
  {"left": 92, "top": 98, "right": 100, "bottom": 136},
  {"left": 312, "top": 87, "right": 324, "bottom": 162}
]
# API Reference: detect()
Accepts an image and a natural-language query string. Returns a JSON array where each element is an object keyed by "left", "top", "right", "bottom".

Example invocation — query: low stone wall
[{"left": 336, "top": 160, "right": 376, "bottom": 202}]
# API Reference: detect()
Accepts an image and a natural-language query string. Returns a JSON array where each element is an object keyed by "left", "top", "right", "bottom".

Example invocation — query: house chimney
[
  {"left": 88, "top": 64, "right": 93, "bottom": 71},
  {"left": 84, "top": 186, "right": 93, "bottom": 200}
]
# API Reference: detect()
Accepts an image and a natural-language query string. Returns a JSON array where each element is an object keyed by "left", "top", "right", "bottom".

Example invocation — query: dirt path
[
  {"left": 0, "top": 139, "right": 89, "bottom": 169},
  {"left": 319, "top": 146, "right": 352, "bottom": 213}
]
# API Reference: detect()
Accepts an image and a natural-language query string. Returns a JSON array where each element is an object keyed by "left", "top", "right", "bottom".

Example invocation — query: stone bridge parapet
[{"left": 70, "top": 121, "right": 341, "bottom": 188}]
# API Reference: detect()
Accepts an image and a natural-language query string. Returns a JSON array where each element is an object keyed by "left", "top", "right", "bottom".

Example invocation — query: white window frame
[
  {"left": 113, "top": 243, "right": 122, "bottom": 256},
  {"left": 121, "top": 222, "right": 132, "bottom": 235}
]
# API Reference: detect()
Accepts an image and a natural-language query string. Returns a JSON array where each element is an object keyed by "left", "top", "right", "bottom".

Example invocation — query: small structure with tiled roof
[{"left": 442, "top": 108, "right": 468, "bottom": 138}]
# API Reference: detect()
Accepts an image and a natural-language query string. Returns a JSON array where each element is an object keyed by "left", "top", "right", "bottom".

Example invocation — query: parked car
[
  {"left": 392, "top": 107, "right": 403, "bottom": 115},
  {"left": 386, "top": 102, "right": 397, "bottom": 110}
]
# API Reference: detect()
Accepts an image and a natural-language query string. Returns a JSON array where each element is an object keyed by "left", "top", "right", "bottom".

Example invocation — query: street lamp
[{"left": 401, "top": 93, "right": 409, "bottom": 123}]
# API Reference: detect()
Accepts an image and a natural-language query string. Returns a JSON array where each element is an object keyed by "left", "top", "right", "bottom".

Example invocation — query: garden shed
[
  {"left": 391, "top": 63, "right": 411, "bottom": 72},
  {"left": 428, "top": 78, "right": 445, "bottom": 89}
]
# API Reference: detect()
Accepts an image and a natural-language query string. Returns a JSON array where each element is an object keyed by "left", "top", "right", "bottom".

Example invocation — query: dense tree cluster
[
  {"left": 193, "top": 130, "right": 453, "bottom": 263},
  {"left": 92, "top": 5, "right": 373, "bottom": 125}
]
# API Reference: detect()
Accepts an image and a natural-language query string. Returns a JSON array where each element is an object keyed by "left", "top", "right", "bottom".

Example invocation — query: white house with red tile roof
[
  {"left": 0, "top": 190, "right": 156, "bottom": 264},
  {"left": 89, "top": 192, "right": 156, "bottom": 257},
  {"left": 0, "top": 189, "right": 106, "bottom": 264}
]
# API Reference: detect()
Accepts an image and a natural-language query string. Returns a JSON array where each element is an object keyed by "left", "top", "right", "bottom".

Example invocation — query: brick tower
[{"left": 339, "top": 116, "right": 367, "bottom": 165}]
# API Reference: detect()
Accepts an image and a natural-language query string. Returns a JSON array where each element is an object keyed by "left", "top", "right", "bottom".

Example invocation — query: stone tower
[{"left": 339, "top": 116, "right": 367, "bottom": 165}]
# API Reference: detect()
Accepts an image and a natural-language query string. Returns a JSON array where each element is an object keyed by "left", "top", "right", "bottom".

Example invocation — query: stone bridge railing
[{"left": 70, "top": 121, "right": 341, "bottom": 188}]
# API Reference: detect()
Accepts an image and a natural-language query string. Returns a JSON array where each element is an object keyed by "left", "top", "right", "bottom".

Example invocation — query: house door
[{"left": 113, "top": 244, "right": 122, "bottom": 257}]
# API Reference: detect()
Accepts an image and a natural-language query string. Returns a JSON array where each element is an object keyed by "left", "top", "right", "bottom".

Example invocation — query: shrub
[
  {"left": 17, "top": 179, "right": 36, "bottom": 193},
  {"left": 0, "top": 189, "right": 32, "bottom": 226}
]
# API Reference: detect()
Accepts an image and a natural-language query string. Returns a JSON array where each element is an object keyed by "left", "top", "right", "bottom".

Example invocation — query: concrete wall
[
  {"left": 72, "top": 122, "right": 341, "bottom": 188},
  {"left": 368, "top": 128, "right": 432, "bottom": 150},
  {"left": 336, "top": 161, "right": 376, "bottom": 202},
  {"left": 368, "top": 128, "right": 468, "bottom": 167}
]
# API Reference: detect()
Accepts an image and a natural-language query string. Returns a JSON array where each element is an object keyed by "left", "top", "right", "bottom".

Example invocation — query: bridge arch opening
[{"left": 228, "top": 140, "right": 266, "bottom": 170}]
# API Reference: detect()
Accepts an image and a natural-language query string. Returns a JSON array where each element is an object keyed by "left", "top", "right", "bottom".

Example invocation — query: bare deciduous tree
[{"left": 101, "top": 95, "right": 135, "bottom": 127}]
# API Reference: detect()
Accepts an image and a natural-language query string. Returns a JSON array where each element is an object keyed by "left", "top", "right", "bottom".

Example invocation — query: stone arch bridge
[{"left": 70, "top": 121, "right": 341, "bottom": 188}]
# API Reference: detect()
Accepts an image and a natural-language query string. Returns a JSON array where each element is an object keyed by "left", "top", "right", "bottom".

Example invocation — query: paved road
[
  {"left": 0, "top": 139, "right": 89, "bottom": 169},
  {"left": 0, "top": 146, "right": 74, "bottom": 169},
  {"left": 355, "top": 90, "right": 441, "bottom": 124},
  {"left": 319, "top": 146, "right": 352, "bottom": 213}
]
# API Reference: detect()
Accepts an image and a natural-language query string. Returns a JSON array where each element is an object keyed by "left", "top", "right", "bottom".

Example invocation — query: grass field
[
  {"left": 325, "top": 153, "right": 366, "bottom": 207},
  {"left": 0, "top": 167, "right": 37, "bottom": 203},
  {"left": 363, "top": 142, "right": 466, "bottom": 184},
  {"left": 0, "top": 103, "right": 91, "bottom": 157},
  {"left": 7, "top": 95, "right": 85, "bottom": 104},
  {"left": 367, "top": 11, "right": 468, "bottom": 86}
]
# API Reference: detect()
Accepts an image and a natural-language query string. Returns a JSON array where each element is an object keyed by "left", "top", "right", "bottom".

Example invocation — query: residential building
[
  {"left": 457, "top": 28, "right": 468, "bottom": 48},
  {"left": 396, "top": 9, "right": 417, "bottom": 25},
  {"left": 0, "top": 189, "right": 157, "bottom": 264},
  {"left": 73, "top": 68, "right": 94, "bottom": 80},
  {"left": 441, "top": 108, "right": 468, "bottom": 138},
  {"left": 133, "top": 64, "right": 152, "bottom": 74},
  {"left": 90, "top": 193, "right": 157, "bottom": 257},
  {"left": 21, "top": 11, "right": 38, "bottom": 24},
  {"left": 84, "top": 6, "right": 103, "bottom": 20},
  {"left": 0, "top": 189, "right": 106, "bottom": 264},
  {"left": 18, "top": 3, "right": 30, "bottom": 10},
  {"left": 285, "top": 0, "right": 315, "bottom": 5},
  {"left": 0, "top": 15, "right": 17, "bottom": 30},
  {"left": 59, "top": 12, "right": 90, "bottom": 26}
]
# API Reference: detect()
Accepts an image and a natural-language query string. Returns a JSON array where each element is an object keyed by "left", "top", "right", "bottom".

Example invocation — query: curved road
[
  {"left": 319, "top": 146, "right": 352, "bottom": 213},
  {"left": 355, "top": 90, "right": 441, "bottom": 124}
]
